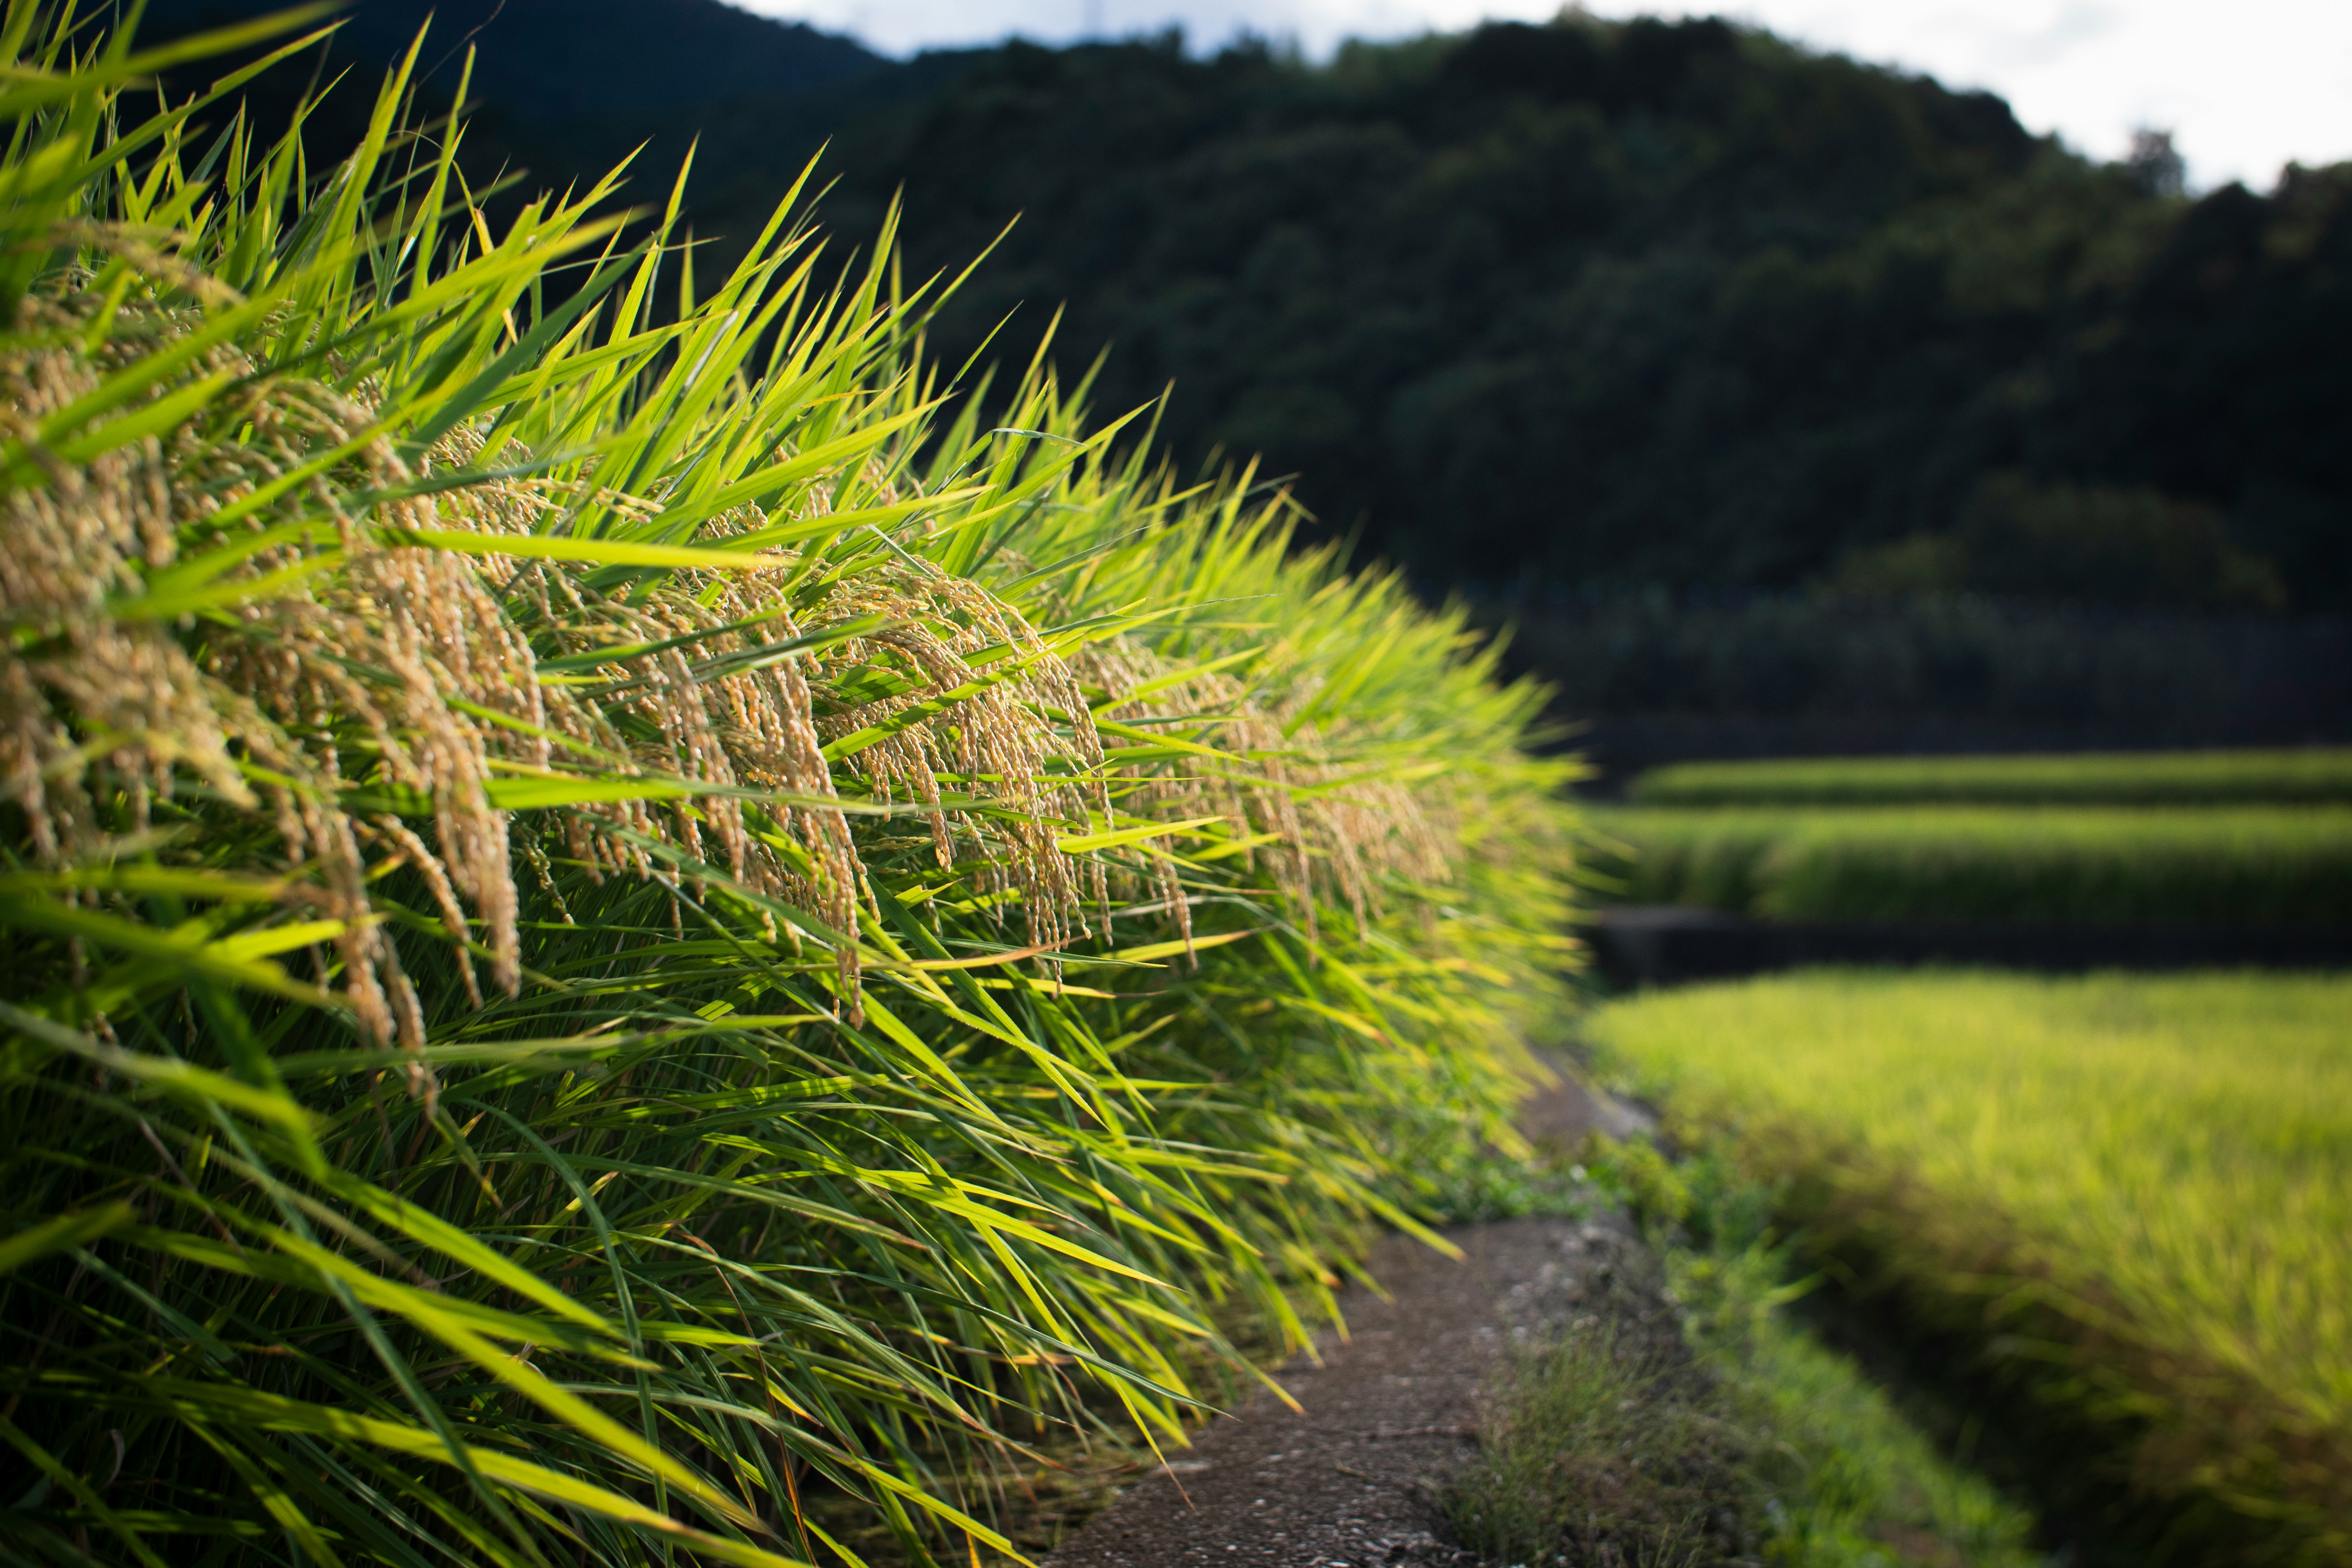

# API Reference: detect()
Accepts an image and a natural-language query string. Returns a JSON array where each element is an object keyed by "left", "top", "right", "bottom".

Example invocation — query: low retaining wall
[{"left": 1585, "top": 906, "right": 2352, "bottom": 986}]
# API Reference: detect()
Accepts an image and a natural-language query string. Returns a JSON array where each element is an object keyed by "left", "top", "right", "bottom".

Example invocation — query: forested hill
[
  {"left": 147, "top": 0, "right": 885, "bottom": 119},
  {"left": 788, "top": 26, "right": 2351, "bottom": 615},
  {"left": 140, "top": 0, "right": 911, "bottom": 191},
  {"left": 147, "top": 5, "right": 2352, "bottom": 617}
]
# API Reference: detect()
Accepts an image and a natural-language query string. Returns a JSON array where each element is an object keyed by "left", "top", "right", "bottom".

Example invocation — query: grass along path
[
  {"left": 1039, "top": 1073, "right": 2049, "bottom": 1568},
  {"left": 1585, "top": 970, "right": 2352, "bottom": 1564},
  {"left": 1451, "top": 1139, "right": 2044, "bottom": 1568}
]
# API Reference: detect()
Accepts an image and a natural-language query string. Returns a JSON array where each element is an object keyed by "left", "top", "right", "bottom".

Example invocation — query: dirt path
[{"left": 1044, "top": 1075, "right": 1650, "bottom": 1568}]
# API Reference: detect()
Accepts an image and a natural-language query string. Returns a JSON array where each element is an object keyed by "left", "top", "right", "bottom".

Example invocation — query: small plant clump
[{"left": 1451, "top": 1304, "right": 1761, "bottom": 1568}]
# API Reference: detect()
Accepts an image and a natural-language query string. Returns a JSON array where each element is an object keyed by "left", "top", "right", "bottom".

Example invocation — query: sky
[{"left": 736, "top": 0, "right": 2352, "bottom": 191}]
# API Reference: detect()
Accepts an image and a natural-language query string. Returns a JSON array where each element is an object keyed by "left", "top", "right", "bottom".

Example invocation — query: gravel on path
[{"left": 1044, "top": 1075, "right": 1650, "bottom": 1568}]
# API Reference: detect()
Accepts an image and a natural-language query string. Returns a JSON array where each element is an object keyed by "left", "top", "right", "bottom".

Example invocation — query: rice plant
[{"left": 0, "top": 8, "right": 1583, "bottom": 1565}]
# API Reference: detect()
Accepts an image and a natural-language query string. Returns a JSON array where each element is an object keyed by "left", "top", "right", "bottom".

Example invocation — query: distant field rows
[
  {"left": 1630, "top": 749, "right": 2352, "bottom": 807},
  {"left": 1589, "top": 806, "right": 2352, "bottom": 924},
  {"left": 1588, "top": 970, "right": 2352, "bottom": 1563}
]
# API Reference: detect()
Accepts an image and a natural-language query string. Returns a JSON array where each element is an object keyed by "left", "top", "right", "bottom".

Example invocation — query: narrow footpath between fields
[{"left": 1046, "top": 1078, "right": 1657, "bottom": 1568}]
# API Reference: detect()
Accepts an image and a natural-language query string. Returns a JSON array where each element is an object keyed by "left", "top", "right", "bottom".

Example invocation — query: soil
[{"left": 1043, "top": 1074, "right": 1654, "bottom": 1568}]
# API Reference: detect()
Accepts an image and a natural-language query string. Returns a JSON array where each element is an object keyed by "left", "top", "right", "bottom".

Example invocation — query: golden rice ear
[
  {"left": 368, "top": 814, "right": 485, "bottom": 1010},
  {"left": 0, "top": 323, "right": 258, "bottom": 866},
  {"left": 1067, "top": 633, "right": 1458, "bottom": 946},
  {"left": 1, "top": 314, "right": 539, "bottom": 1039}
]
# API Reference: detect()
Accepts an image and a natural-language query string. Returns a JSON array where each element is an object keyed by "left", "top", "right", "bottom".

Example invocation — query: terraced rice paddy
[
  {"left": 1587, "top": 969, "right": 2352, "bottom": 1563},
  {"left": 1590, "top": 806, "right": 2352, "bottom": 924}
]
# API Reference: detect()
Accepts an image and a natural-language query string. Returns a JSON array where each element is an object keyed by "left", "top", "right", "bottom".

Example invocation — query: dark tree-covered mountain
[
  {"left": 779, "top": 25, "right": 2351, "bottom": 614},
  {"left": 145, "top": 0, "right": 884, "bottom": 121},
  {"left": 140, "top": 4, "right": 2352, "bottom": 626},
  {"left": 138, "top": 0, "right": 914, "bottom": 206}
]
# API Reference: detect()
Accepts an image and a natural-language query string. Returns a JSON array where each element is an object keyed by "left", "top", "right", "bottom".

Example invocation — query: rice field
[
  {"left": 0, "top": 12, "right": 1581, "bottom": 1565},
  {"left": 1629, "top": 748, "right": 2352, "bottom": 807},
  {"left": 1590, "top": 805, "right": 2352, "bottom": 924},
  {"left": 1586, "top": 969, "right": 2352, "bottom": 1563}
]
